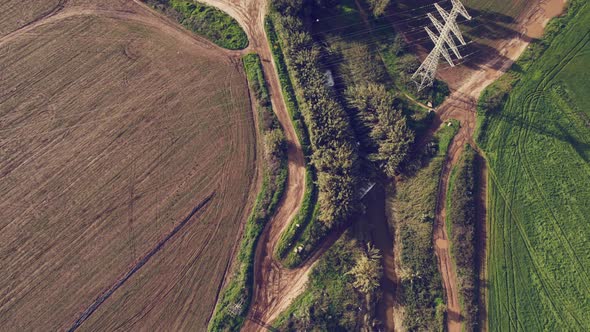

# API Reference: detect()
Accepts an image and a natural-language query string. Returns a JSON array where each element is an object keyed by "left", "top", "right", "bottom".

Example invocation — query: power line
[{"left": 413, "top": 0, "right": 472, "bottom": 91}]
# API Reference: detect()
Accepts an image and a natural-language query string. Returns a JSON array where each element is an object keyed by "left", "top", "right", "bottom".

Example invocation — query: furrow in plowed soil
[{"left": 68, "top": 194, "right": 214, "bottom": 331}]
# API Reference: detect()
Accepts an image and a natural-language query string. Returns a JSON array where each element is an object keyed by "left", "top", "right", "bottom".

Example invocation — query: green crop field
[{"left": 477, "top": 1, "right": 590, "bottom": 330}]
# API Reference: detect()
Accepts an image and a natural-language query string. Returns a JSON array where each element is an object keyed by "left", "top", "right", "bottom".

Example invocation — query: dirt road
[
  {"left": 181, "top": 0, "right": 312, "bottom": 329},
  {"left": 424, "top": 0, "right": 567, "bottom": 331}
]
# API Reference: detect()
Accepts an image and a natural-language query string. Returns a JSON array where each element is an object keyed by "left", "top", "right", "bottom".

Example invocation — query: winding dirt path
[
  {"left": 135, "top": 0, "right": 310, "bottom": 328},
  {"left": 176, "top": 0, "right": 312, "bottom": 330},
  {"left": 422, "top": 0, "right": 568, "bottom": 331}
]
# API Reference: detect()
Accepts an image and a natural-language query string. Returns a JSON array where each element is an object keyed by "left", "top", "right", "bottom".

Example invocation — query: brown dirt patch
[{"left": 0, "top": 1, "right": 257, "bottom": 330}]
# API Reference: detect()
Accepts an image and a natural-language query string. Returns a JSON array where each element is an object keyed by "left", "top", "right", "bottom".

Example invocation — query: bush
[
  {"left": 145, "top": 0, "right": 248, "bottom": 50},
  {"left": 366, "top": 0, "right": 391, "bottom": 17}
]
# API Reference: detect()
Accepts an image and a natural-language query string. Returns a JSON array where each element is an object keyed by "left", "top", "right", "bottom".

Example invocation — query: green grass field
[{"left": 478, "top": 1, "right": 590, "bottom": 330}]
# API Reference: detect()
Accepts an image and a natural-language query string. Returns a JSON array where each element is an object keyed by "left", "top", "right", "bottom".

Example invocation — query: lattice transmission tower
[{"left": 412, "top": 0, "right": 472, "bottom": 91}]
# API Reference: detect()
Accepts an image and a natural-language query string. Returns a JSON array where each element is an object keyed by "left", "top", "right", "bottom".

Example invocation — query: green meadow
[{"left": 477, "top": 1, "right": 590, "bottom": 330}]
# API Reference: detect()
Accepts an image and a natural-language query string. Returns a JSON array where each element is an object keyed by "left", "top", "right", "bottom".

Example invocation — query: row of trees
[{"left": 271, "top": 0, "right": 360, "bottom": 228}]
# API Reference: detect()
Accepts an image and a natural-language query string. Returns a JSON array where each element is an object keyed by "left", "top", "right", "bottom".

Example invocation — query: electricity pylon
[{"left": 412, "top": 0, "right": 472, "bottom": 91}]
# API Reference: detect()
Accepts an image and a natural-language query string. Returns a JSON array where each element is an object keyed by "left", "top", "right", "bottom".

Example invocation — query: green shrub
[{"left": 145, "top": 0, "right": 248, "bottom": 50}]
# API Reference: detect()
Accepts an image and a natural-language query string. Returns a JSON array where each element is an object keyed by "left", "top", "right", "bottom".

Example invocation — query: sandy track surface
[
  {"left": 423, "top": 0, "right": 568, "bottom": 331},
  {"left": 1, "top": 0, "right": 258, "bottom": 330}
]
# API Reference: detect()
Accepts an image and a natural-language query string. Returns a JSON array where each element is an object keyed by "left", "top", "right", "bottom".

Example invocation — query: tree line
[{"left": 271, "top": 0, "right": 361, "bottom": 228}]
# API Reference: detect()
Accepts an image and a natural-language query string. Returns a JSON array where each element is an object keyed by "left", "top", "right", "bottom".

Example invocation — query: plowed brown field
[{"left": 0, "top": 1, "right": 257, "bottom": 330}]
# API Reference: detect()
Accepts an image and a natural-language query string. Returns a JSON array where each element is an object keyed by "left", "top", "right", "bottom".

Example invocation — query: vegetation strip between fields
[
  {"left": 445, "top": 145, "right": 481, "bottom": 331},
  {"left": 208, "top": 54, "right": 288, "bottom": 331},
  {"left": 387, "top": 120, "right": 459, "bottom": 331}
]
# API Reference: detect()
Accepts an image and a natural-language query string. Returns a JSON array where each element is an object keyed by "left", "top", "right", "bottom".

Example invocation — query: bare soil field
[
  {"left": 0, "top": 1, "right": 62, "bottom": 38},
  {"left": 0, "top": 1, "right": 257, "bottom": 330}
]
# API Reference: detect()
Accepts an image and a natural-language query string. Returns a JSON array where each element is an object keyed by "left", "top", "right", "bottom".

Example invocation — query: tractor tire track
[{"left": 67, "top": 193, "right": 214, "bottom": 332}]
